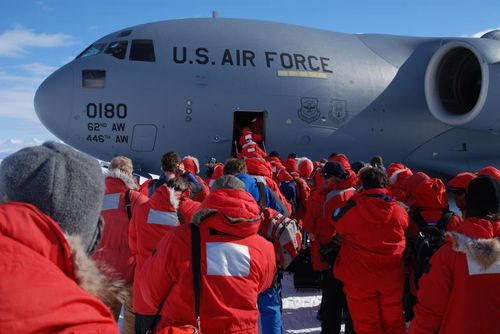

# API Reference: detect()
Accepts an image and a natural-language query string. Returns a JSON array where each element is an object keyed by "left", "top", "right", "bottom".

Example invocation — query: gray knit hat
[{"left": 0, "top": 141, "right": 105, "bottom": 253}]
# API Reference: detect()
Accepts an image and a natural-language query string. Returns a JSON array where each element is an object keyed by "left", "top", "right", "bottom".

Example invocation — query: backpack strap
[
  {"left": 411, "top": 209, "right": 428, "bottom": 231},
  {"left": 256, "top": 181, "right": 267, "bottom": 209},
  {"left": 124, "top": 189, "right": 132, "bottom": 220},
  {"left": 332, "top": 198, "right": 356, "bottom": 222},
  {"left": 436, "top": 210, "right": 453, "bottom": 231},
  {"left": 191, "top": 223, "right": 202, "bottom": 332}
]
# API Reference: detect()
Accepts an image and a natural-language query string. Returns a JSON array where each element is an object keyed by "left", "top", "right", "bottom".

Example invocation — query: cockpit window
[
  {"left": 130, "top": 39, "right": 156, "bottom": 62},
  {"left": 105, "top": 41, "right": 128, "bottom": 59},
  {"left": 76, "top": 42, "right": 107, "bottom": 59}
]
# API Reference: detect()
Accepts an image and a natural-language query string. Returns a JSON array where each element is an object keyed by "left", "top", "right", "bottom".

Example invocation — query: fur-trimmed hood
[
  {"left": 67, "top": 235, "right": 127, "bottom": 307},
  {"left": 448, "top": 232, "right": 500, "bottom": 271},
  {"left": 191, "top": 188, "right": 261, "bottom": 238},
  {"left": 104, "top": 168, "right": 138, "bottom": 191},
  {"left": 182, "top": 156, "right": 200, "bottom": 174}
]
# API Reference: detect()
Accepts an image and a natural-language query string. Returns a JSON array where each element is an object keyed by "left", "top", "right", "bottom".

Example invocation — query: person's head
[
  {"left": 321, "top": 161, "right": 348, "bottom": 187},
  {"left": 269, "top": 151, "right": 280, "bottom": 158},
  {"left": 109, "top": 155, "right": 133, "bottom": 176},
  {"left": 161, "top": 151, "right": 181, "bottom": 175},
  {"left": 0, "top": 141, "right": 105, "bottom": 254},
  {"left": 370, "top": 155, "right": 384, "bottom": 168},
  {"left": 211, "top": 175, "right": 246, "bottom": 192},
  {"left": 359, "top": 167, "right": 387, "bottom": 190},
  {"left": 223, "top": 158, "right": 246, "bottom": 175},
  {"left": 350, "top": 161, "right": 366, "bottom": 174},
  {"left": 287, "top": 152, "right": 297, "bottom": 159},
  {"left": 466, "top": 175, "right": 499, "bottom": 219}
]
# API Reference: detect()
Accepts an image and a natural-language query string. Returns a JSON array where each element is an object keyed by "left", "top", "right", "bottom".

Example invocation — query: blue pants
[{"left": 258, "top": 281, "right": 282, "bottom": 334}]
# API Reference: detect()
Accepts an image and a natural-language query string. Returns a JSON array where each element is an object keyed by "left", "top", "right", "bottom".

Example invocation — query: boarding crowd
[{"left": 0, "top": 136, "right": 498, "bottom": 334}]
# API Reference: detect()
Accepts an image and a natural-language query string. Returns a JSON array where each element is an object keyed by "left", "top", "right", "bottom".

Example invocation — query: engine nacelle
[{"left": 425, "top": 40, "right": 500, "bottom": 133}]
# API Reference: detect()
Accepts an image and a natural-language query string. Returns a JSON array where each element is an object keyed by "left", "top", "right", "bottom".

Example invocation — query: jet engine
[{"left": 424, "top": 40, "right": 500, "bottom": 132}]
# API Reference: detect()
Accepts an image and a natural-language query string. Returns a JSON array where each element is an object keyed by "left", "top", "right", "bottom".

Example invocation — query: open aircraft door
[{"left": 232, "top": 111, "right": 267, "bottom": 157}]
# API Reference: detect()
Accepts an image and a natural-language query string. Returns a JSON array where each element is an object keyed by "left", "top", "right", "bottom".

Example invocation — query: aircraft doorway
[{"left": 232, "top": 111, "right": 266, "bottom": 157}]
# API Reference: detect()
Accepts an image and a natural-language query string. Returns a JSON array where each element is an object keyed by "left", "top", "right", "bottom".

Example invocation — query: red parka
[
  {"left": 138, "top": 189, "right": 276, "bottom": 334},
  {"left": 333, "top": 188, "right": 409, "bottom": 289},
  {"left": 410, "top": 217, "right": 500, "bottom": 334},
  {"left": 129, "top": 185, "right": 181, "bottom": 313},
  {"left": 0, "top": 202, "right": 118, "bottom": 333},
  {"left": 93, "top": 170, "right": 148, "bottom": 282}
]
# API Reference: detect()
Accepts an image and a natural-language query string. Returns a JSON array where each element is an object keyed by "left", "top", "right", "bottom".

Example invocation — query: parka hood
[
  {"left": 104, "top": 168, "right": 138, "bottom": 191},
  {"left": 191, "top": 188, "right": 261, "bottom": 238},
  {"left": 246, "top": 157, "right": 273, "bottom": 178},
  {"left": 449, "top": 231, "right": 500, "bottom": 272},
  {"left": 149, "top": 185, "right": 178, "bottom": 211},
  {"left": 354, "top": 188, "right": 396, "bottom": 226}
]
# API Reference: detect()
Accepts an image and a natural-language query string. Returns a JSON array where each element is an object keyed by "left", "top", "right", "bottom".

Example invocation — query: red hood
[
  {"left": 457, "top": 217, "right": 500, "bottom": 239},
  {"left": 0, "top": 202, "right": 75, "bottom": 280},
  {"left": 329, "top": 155, "right": 351, "bottom": 172},
  {"left": 353, "top": 188, "right": 396, "bottom": 226},
  {"left": 387, "top": 163, "right": 413, "bottom": 187},
  {"left": 276, "top": 167, "right": 293, "bottom": 182},
  {"left": 333, "top": 170, "right": 358, "bottom": 190},
  {"left": 105, "top": 177, "right": 128, "bottom": 193},
  {"left": 284, "top": 158, "right": 297, "bottom": 173},
  {"left": 149, "top": 185, "right": 178, "bottom": 211},
  {"left": 246, "top": 158, "right": 273, "bottom": 177},
  {"left": 195, "top": 189, "right": 261, "bottom": 238},
  {"left": 408, "top": 178, "right": 448, "bottom": 209}
]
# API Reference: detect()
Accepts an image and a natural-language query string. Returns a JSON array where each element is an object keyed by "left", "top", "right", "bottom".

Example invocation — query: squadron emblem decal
[
  {"left": 328, "top": 99, "right": 348, "bottom": 124},
  {"left": 298, "top": 97, "right": 321, "bottom": 123}
]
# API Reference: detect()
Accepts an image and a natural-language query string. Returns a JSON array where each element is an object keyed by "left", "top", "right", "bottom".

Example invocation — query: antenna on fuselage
[{"left": 212, "top": 11, "right": 220, "bottom": 18}]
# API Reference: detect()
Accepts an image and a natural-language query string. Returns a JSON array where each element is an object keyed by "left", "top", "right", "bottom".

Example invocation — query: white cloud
[
  {"left": 0, "top": 26, "right": 74, "bottom": 57},
  {"left": 0, "top": 137, "right": 46, "bottom": 155},
  {"left": 0, "top": 87, "right": 39, "bottom": 122},
  {"left": 19, "top": 62, "right": 56, "bottom": 77}
]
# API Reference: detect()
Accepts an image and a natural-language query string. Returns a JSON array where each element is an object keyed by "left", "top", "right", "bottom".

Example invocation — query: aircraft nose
[{"left": 34, "top": 65, "right": 74, "bottom": 139}]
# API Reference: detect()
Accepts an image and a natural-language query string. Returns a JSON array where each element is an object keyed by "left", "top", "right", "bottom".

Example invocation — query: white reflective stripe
[
  {"left": 206, "top": 242, "right": 250, "bottom": 277},
  {"left": 147, "top": 209, "right": 179, "bottom": 226},
  {"left": 247, "top": 147, "right": 256, "bottom": 153},
  {"left": 466, "top": 253, "right": 500, "bottom": 276},
  {"left": 102, "top": 193, "right": 120, "bottom": 211},
  {"left": 323, "top": 187, "right": 355, "bottom": 216}
]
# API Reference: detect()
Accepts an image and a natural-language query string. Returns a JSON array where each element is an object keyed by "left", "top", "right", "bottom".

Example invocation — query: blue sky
[{"left": 1, "top": 0, "right": 499, "bottom": 157}]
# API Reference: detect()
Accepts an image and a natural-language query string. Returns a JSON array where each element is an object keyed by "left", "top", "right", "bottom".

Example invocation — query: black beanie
[{"left": 466, "top": 175, "right": 500, "bottom": 218}]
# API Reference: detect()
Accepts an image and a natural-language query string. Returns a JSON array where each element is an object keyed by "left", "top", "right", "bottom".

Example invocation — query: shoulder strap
[
  {"left": 191, "top": 223, "right": 201, "bottom": 331},
  {"left": 124, "top": 189, "right": 132, "bottom": 220},
  {"left": 331, "top": 198, "right": 356, "bottom": 222},
  {"left": 411, "top": 209, "right": 428, "bottom": 231},
  {"left": 256, "top": 181, "right": 267, "bottom": 208},
  {"left": 436, "top": 210, "right": 453, "bottom": 230}
]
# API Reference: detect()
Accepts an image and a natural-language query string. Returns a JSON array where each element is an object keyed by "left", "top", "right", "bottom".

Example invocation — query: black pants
[{"left": 320, "top": 270, "right": 354, "bottom": 334}]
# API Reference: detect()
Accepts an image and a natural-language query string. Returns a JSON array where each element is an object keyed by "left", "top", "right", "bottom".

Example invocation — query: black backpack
[{"left": 411, "top": 209, "right": 454, "bottom": 288}]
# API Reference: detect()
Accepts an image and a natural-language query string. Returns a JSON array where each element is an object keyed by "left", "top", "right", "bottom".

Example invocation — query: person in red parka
[
  {"left": 182, "top": 155, "right": 210, "bottom": 202},
  {"left": 332, "top": 167, "right": 409, "bottom": 334},
  {"left": 410, "top": 175, "right": 500, "bottom": 334},
  {"left": 93, "top": 156, "right": 148, "bottom": 333},
  {"left": 446, "top": 171, "right": 476, "bottom": 218},
  {"left": 0, "top": 142, "right": 120, "bottom": 333},
  {"left": 138, "top": 175, "right": 276, "bottom": 334},
  {"left": 317, "top": 161, "right": 357, "bottom": 334},
  {"left": 386, "top": 163, "right": 413, "bottom": 203},
  {"left": 130, "top": 177, "right": 199, "bottom": 333}
]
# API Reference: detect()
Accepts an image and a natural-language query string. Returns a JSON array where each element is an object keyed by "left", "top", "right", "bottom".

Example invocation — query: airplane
[{"left": 34, "top": 18, "right": 500, "bottom": 177}]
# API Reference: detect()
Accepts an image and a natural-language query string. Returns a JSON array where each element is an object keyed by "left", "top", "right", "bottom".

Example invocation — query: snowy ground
[{"left": 281, "top": 272, "right": 324, "bottom": 333}]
